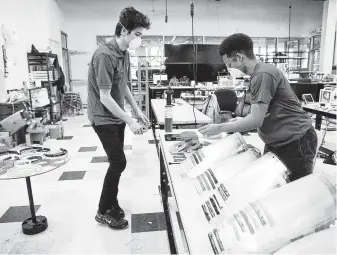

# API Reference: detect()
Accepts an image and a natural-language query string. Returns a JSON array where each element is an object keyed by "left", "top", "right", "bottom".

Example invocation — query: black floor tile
[
  {"left": 148, "top": 140, "right": 156, "bottom": 144},
  {"left": 57, "top": 136, "right": 73, "bottom": 140},
  {"left": 59, "top": 171, "right": 86, "bottom": 181},
  {"left": 0, "top": 205, "right": 41, "bottom": 223},
  {"left": 83, "top": 124, "right": 91, "bottom": 127},
  {"left": 131, "top": 212, "right": 167, "bottom": 233},
  {"left": 91, "top": 156, "right": 108, "bottom": 163},
  {"left": 78, "top": 146, "right": 97, "bottom": 152}
]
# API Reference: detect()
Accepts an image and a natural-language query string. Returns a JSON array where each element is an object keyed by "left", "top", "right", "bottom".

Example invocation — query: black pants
[
  {"left": 92, "top": 123, "right": 126, "bottom": 214},
  {"left": 264, "top": 127, "right": 318, "bottom": 182}
]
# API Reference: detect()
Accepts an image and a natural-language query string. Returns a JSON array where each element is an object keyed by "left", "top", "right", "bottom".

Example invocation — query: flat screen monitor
[
  {"left": 197, "top": 44, "right": 223, "bottom": 64},
  {"left": 165, "top": 63, "right": 226, "bottom": 82},
  {"left": 164, "top": 44, "right": 223, "bottom": 64},
  {"left": 164, "top": 44, "right": 195, "bottom": 63}
]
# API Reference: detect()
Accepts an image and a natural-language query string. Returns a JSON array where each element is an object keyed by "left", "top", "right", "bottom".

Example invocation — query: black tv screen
[
  {"left": 165, "top": 63, "right": 226, "bottom": 82},
  {"left": 164, "top": 44, "right": 195, "bottom": 63},
  {"left": 197, "top": 44, "right": 223, "bottom": 64},
  {"left": 164, "top": 44, "right": 225, "bottom": 81},
  {"left": 164, "top": 44, "right": 223, "bottom": 64}
]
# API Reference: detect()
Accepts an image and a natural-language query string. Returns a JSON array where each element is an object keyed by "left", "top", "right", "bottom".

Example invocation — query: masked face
[
  {"left": 228, "top": 68, "right": 246, "bottom": 79},
  {"left": 223, "top": 53, "right": 254, "bottom": 76},
  {"left": 128, "top": 36, "right": 142, "bottom": 49},
  {"left": 119, "top": 22, "right": 143, "bottom": 50}
]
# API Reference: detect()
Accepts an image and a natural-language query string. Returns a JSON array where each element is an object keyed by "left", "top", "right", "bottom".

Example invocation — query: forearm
[
  {"left": 101, "top": 95, "right": 133, "bottom": 124},
  {"left": 125, "top": 85, "right": 141, "bottom": 113},
  {"left": 220, "top": 115, "right": 261, "bottom": 133}
]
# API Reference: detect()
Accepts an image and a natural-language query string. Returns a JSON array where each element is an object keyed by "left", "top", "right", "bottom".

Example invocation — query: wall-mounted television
[
  {"left": 164, "top": 44, "right": 225, "bottom": 82},
  {"left": 164, "top": 44, "right": 223, "bottom": 64}
]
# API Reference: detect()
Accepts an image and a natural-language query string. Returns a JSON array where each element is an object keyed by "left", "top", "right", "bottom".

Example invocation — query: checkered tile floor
[{"left": 0, "top": 111, "right": 170, "bottom": 254}]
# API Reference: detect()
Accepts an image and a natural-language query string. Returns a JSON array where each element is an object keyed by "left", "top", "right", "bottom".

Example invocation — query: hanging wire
[
  {"left": 165, "top": 0, "right": 168, "bottom": 23},
  {"left": 288, "top": 0, "right": 292, "bottom": 78},
  {"left": 191, "top": 1, "right": 197, "bottom": 127}
]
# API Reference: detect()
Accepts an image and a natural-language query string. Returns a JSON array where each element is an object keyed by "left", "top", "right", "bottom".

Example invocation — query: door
[{"left": 61, "top": 31, "right": 72, "bottom": 91}]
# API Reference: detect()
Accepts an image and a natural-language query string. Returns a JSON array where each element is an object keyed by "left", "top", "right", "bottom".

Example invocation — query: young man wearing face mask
[
  {"left": 87, "top": 7, "right": 150, "bottom": 230},
  {"left": 199, "top": 33, "right": 317, "bottom": 182}
]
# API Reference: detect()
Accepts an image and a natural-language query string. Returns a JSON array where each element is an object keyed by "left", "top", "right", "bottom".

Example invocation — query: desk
[
  {"left": 150, "top": 99, "right": 212, "bottom": 129},
  {"left": 0, "top": 145, "right": 70, "bottom": 235},
  {"left": 302, "top": 104, "right": 337, "bottom": 130},
  {"left": 158, "top": 130, "right": 264, "bottom": 254},
  {"left": 159, "top": 130, "right": 213, "bottom": 254},
  {"left": 149, "top": 85, "right": 204, "bottom": 101}
]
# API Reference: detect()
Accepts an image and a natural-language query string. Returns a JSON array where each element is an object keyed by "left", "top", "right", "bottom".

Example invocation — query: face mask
[
  {"left": 228, "top": 68, "right": 246, "bottom": 78},
  {"left": 128, "top": 36, "right": 141, "bottom": 49},
  {"left": 237, "top": 58, "right": 255, "bottom": 73},
  {"left": 119, "top": 22, "right": 142, "bottom": 50}
]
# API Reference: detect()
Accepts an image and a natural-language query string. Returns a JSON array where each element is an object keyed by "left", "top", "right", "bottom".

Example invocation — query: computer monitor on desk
[{"left": 290, "top": 82, "right": 323, "bottom": 102}]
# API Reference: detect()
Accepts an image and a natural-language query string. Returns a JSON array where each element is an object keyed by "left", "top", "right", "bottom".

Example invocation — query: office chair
[
  {"left": 215, "top": 89, "right": 238, "bottom": 112},
  {"left": 214, "top": 89, "right": 238, "bottom": 122}
]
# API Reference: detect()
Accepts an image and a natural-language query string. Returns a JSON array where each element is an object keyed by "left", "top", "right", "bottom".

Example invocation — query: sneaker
[
  {"left": 110, "top": 200, "right": 125, "bottom": 219},
  {"left": 95, "top": 211, "right": 128, "bottom": 230}
]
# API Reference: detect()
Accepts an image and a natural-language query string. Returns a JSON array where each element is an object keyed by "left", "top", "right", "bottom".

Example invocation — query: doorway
[{"left": 61, "top": 31, "right": 72, "bottom": 91}]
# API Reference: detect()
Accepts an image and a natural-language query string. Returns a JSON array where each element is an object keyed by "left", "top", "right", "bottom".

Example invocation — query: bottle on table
[{"left": 165, "top": 87, "right": 173, "bottom": 132}]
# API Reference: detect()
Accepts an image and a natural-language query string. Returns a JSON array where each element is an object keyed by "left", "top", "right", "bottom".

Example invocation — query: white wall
[
  {"left": 61, "top": 0, "right": 324, "bottom": 100},
  {"left": 319, "top": 0, "right": 337, "bottom": 74},
  {"left": 64, "top": 0, "right": 324, "bottom": 56},
  {"left": 0, "top": 0, "right": 65, "bottom": 101}
]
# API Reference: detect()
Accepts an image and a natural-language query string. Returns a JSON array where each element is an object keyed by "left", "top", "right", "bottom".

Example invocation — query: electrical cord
[{"left": 191, "top": 0, "right": 197, "bottom": 127}]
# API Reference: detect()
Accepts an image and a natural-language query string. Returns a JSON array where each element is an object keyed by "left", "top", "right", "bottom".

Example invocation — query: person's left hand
[
  {"left": 135, "top": 109, "right": 150, "bottom": 127},
  {"left": 198, "top": 124, "right": 223, "bottom": 137}
]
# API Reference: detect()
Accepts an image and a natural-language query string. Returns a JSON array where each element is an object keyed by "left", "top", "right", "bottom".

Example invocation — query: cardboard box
[{"left": 0, "top": 110, "right": 27, "bottom": 135}]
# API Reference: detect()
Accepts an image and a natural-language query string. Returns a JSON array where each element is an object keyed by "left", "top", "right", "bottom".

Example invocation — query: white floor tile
[
  {"left": 130, "top": 231, "right": 170, "bottom": 254},
  {"left": 0, "top": 112, "right": 168, "bottom": 254}
]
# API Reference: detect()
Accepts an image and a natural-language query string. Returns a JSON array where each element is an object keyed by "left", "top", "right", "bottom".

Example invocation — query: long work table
[
  {"left": 150, "top": 99, "right": 212, "bottom": 129},
  {"left": 158, "top": 129, "right": 265, "bottom": 254}
]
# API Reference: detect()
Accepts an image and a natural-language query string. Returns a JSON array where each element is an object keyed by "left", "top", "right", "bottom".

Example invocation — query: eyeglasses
[{"left": 225, "top": 55, "right": 237, "bottom": 68}]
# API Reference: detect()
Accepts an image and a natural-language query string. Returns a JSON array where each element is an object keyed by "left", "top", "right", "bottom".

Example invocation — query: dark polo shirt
[
  {"left": 87, "top": 38, "right": 130, "bottom": 125},
  {"left": 250, "top": 63, "right": 312, "bottom": 148}
]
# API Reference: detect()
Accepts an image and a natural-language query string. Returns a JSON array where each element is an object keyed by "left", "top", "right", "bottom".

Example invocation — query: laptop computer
[{"left": 302, "top": 94, "right": 316, "bottom": 104}]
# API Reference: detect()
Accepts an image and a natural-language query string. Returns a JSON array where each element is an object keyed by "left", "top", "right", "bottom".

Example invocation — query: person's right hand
[{"left": 128, "top": 119, "right": 144, "bottom": 135}]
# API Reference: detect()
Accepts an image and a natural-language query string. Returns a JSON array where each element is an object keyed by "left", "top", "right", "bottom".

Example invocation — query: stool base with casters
[{"left": 22, "top": 177, "right": 48, "bottom": 235}]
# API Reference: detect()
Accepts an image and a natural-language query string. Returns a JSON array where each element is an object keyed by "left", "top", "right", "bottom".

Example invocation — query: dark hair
[
  {"left": 219, "top": 33, "right": 255, "bottom": 59},
  {"left": 115, "top": 7, "right": 151, "bottom": 37}
]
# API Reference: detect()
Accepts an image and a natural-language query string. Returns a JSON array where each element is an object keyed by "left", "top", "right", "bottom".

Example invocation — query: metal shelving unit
[
  {"left": 27, "top": 53, "right": 62, "bottom": 123},
  {"left": 131, "top": 62, "right": 150, "bottom": 118}
]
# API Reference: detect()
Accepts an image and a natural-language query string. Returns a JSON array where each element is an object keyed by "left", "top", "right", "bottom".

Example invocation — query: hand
[
  {"left": 198, "top": 124, "right": 223, "bottom": 137},
  {"left": 128, "top": 119, "right": 144, "bottom": 135},
  {"left": 135, "top": 110, "right": 150, "bottom": 127}
]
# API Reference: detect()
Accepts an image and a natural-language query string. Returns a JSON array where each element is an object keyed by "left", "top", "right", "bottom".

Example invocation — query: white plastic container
[
  {"left": 274, "top": 227, "right": 336, "bottom": 254},
  {"left": 221, "top": 152, "right": 290, "bottom": 211},
  {"left": 212, "top": 146, "right": 261, "bottom": 183},
  {"left": 181, "top": 133, "right": 247, "bottom": 178},
  {"left": 193, "top": 147, "right": 261, "bottom": 195},
  {"left": 200, "top": 152, "right": 290, "bottom": 225},
  {"left": 215, "top": 173, "right": 336, "bottom": 254}
]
